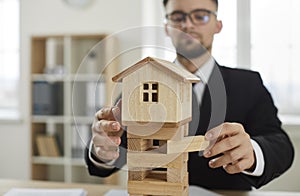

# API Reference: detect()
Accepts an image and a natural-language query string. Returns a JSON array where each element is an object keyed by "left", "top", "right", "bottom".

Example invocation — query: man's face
[{"left": 165, "top": 0, "right": 222, "bottom": 58}]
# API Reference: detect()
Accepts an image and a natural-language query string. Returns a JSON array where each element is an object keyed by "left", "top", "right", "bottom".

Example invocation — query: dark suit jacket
[{"left": 85, "top": 63, "right": 294, "bottom": 190}]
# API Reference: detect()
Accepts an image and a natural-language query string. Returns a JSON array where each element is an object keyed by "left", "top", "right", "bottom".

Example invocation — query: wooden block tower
[{"left": 112, "top": 57, "right": 209, "bottom": 196}]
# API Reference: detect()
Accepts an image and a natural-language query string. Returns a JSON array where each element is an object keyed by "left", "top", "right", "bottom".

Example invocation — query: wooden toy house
[{"left": 112, "top": 57, "right": 208, "bottom": 196}]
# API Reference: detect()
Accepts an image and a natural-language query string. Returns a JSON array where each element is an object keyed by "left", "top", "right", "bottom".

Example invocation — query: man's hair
[{"left": 163, "top": 0, "right": 218, "bottom": 10}]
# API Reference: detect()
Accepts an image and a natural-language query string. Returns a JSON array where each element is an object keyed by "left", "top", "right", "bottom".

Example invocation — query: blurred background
[{"left": 0, "top": 0, "right": 299, "bottom": 192}]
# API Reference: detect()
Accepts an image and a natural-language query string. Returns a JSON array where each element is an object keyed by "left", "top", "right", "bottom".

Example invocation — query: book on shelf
[
  {"left": 32, "top": 81, "right": 63, "bottom": 115},
  {"left": 36, "top": 135, "right": 61, "bottom": 157},
  {"left": 86, "top": 81, "right": 106, "bottom": 116},
  {"left": 72, "top": 81, "right": 106, "bottom": 116},
  {"left": 44, "top": 37, "right": 64, "bottom": 75},
  {"left": 71, "top": 124, "right": 91, "bottom": 158}
]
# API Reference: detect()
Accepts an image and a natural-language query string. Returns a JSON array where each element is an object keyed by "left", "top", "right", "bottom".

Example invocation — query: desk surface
[
  {"left": 1, "top": 179, "right": 299, "bottom": 196},
  {"left": 0, "top": 179, "right": 122, "bottom": 196}
]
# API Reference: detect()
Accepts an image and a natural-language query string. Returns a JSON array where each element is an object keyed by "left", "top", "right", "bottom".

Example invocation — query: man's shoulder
[
  {"left": 218, "top": 65, "right": 261, "bottom": 81},
  {"left": 216, "top": 65, "right": 264, "bottom": 91}
]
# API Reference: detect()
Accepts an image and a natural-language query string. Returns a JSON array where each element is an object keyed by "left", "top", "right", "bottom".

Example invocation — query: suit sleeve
[
  {"left": 242, "top": 73, "right": 294, "bottom": 188},
  {"left": 84, "top": 131, "right": 127, "bottom": 177}
]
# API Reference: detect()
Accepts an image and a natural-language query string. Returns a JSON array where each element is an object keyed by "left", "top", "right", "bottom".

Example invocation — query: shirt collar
[{"left": 175, "top": 57, "right": 215, "bottom": 84}]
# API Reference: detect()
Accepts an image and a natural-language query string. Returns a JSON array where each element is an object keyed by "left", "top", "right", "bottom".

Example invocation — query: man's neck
[{"left": 177, "top": 52, "right": 212, "bottom": 74}]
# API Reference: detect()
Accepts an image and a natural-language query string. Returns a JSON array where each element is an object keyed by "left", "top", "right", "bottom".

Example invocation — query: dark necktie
[{"left": 189, "top": 87, "right": 200, "bottom": 136}]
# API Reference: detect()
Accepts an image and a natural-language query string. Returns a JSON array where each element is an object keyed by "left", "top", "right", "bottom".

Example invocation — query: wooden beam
[
  {"left": 127, "top": 150, "right": 182, "bottom": 169},
  {"left": 167, "top": 136, "right": 209, "bottom": 154},
  {"left": 128, "top": 175, "right": 188, "bottom": 196},
  {"left": 128, "top": 138, "right": 152, "bottom": 151},
  {"left": 128, "top": 169, "right": 151, "bottom": 181},
  {"left": 127, "top": 125, "right": 184, "bottom": 140}
]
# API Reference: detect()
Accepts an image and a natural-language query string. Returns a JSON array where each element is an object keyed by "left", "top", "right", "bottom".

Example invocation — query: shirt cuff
[
  {"left": 242, "top": 139, "right": 265, "bottom": 176},
  {"left": 88, "top": 141, "right": 117, "bottom": 169}
]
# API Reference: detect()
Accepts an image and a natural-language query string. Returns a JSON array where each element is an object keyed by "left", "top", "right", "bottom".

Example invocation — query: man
[{"left": 85, "top": 0, "right": 294, "bottom": 190}]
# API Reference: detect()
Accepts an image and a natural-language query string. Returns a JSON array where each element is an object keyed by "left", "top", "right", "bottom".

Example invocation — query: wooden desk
[
  {"left": 1, "top": 179, "right": 299, "bottom": 196},
  {"left": 0, "top": 179, "right": 123, "bottom": 196}
]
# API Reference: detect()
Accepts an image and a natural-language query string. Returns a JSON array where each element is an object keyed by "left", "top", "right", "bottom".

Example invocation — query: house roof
[{"left": 112, "top": 56, "right": 200, "bottom": 83}]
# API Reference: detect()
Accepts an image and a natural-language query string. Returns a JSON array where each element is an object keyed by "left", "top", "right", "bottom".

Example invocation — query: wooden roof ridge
[{"left": 112, "top": 56, "right": 200, "bottom": 83}]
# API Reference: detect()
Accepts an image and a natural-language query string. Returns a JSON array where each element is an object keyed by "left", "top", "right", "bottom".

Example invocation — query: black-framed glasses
[{"left": 165, "top": 9, "right": 217, "bottom": 26}]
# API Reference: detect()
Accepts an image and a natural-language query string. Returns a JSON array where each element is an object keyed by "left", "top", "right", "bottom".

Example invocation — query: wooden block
[
  {"left": 157, "top": 140, "right": 167, "bottom": 153},
  {"left": 128, "top": 177, "right": 187, "bottom": 196},
  {"left": 124, "top": 118, "right": 191, "bottom": 129},
  {"left": 167, "top": 135, "right": 209, "bottom": 154},
  {"left": 129, "top": 194, "right": 150, "bottom": 196},
  {"left": 128, "top": 151, "right": 188, "bottom": 169},
  {"left": 184, "top": 123, "right": 189, "bottom": 136},
  {"left": 181, "top": 186, "right": 189, "bottom": 196},
  {"left": 158, "top": 125, "right": 185, "bottom": 153},
  {"left": 127, "top": 125, "right": 185, "bottom": 140},
  {"left": 129, "top": 169, "right": 151, "bottom": 181},
  {"left": 167, "top": 162, "right": 187, "bottom": 183},
  {"left": 146, "top": 170, "right": 167, "bottom": 181},
  {"left": 128, "top": 138, "right": 152, "bottom": 151},
  {"left": 167, "top": 152, "right": 188, "bottom": 168},
  {"left": 127, "top": 150, "right": 182, "bottom": 169}
]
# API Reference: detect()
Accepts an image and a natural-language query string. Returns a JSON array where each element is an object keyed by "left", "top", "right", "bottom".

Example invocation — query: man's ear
[
  {"left": 164, "top": 23, "right": 170, "bottom": 37},
  {"left": 215, "top": 20, "right": 223, "bottom": 34}
]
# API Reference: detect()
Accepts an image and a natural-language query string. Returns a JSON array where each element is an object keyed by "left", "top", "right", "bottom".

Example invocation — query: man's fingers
[
  {"left": 93, "top": 120, "right": 121, "bottom": 133},
  {"left": 95, "top": 99, "right": 122, "bottom": 121},
  {"left": 205, "top": 123, "right": 243, "bottom": 141},
  {"left": 208, "top": 148, "right": 242, "bottom": 168},
  {"left": 93, "top": 135, "right": 121, "bottom": 147},
  {"left": 94, "top": 146, "right": 119, "bottom": 161},
  {"left": 95, "top": 107, "right": 116, "bottom": 121},
  {"left": 222, "top": 158, "right": 250, "bottom": 174},
  {"left": 204, "top": 136, "right": 240, "bottom": 158}
]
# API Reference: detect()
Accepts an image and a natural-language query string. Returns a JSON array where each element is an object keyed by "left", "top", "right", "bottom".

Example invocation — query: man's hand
[
  {"left": 91, "top": 100, "right": 123, "bottom": 162},
  {"left": 203, "top": 122, "right": 256, "bottom": 174}
]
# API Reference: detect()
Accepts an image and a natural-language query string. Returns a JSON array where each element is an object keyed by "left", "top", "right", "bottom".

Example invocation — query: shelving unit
[{"left": 30, "top": 34, "right": 120, "bottom": 184}]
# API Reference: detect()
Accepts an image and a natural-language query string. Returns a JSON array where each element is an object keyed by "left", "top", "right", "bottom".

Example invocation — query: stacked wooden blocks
[
  {"left": 112, "top": 57, "right": 208, "bottom": 196},
  {"left": 127, "top": 124, "right": 190, "bottom": 196}
]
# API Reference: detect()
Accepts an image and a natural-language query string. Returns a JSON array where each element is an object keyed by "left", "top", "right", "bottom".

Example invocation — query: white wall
[
  {"left": 0, "top": 0, "right": 299, "bottom": 192},
  {"left": 0, "top": 0, "right": 144, "bottom": 180}
]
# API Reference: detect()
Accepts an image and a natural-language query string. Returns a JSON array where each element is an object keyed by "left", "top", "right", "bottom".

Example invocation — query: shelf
[
  {"left": 71, "top": 116, "right": 94, "bottom": 124},
  {"left": 32, "top": 156, "right": 87, "bottom": 167},
  {"left": 30, "top": 34, "right": 120, "bottom": 184},
  {"left": 70, "top": 158, "right": 86, "bottom": 166},
  {"left": 32, "top": 156, "right": 66, "bottom": 165},
  {"left": 69, "top": 74, "right": 105, "bottom": 82},
  {"left": 32, "top": 74, "right": 65, "bottom": 82},
  {"left": 32, "top": 115, "right": 66, "bottom": 123},
  {"left": 32, "top": 115, "right": 94, "bottom": 124},
  {"left": 32, "top": 74, "right": 105, "bottom": 82}
]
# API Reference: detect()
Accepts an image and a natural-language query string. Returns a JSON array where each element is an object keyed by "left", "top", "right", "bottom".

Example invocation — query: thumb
[{"left": 112, "top": 98, "right": 122, "bottom": 123}]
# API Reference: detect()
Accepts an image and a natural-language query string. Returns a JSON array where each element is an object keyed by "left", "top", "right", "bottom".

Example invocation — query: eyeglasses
[{"left": 165, "top": 9, "right": 217, "bottom": 26}]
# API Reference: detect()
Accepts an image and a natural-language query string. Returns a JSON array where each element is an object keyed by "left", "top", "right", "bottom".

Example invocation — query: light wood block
[
  {"left": 128, "top": 169, "right": 151, "bottom": 181},
  {"left": 128, "top": 151, "right": 188, "bottom": 169},
  {"left": 127, "top": 150, "right": 182, "bottom": 169},
  {"left": 127, "top": 125, "right": 184, "bottom": 140},
  {"left": 128, "top": 175, "right": 188, "bottom": 196},
  {"left": 167, "top": 136, "right": 209, "bottom": 154},
  {"left": 112, "top": 57, "right": 203, "bottom": 195},
  {"left": 146, "top": 170, "right": 167, "bottom": 181},
  {"left": 167, "top": 163, "right": 187, "bottom": 183},
  {"left": 128, "top": 138, "right": 152, "bottom": 151},
  {"left": 167, "top": 152, "right": 188, "bottom": 168},
  {"left": 184, "top": 123, "right": 189, "bottom": 136}
]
